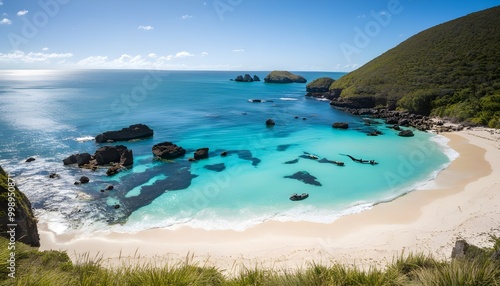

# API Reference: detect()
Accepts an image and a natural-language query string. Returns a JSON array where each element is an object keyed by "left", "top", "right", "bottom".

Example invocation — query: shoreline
[{"left": 38, "top": 128, "right": 500, "bottom": 272}]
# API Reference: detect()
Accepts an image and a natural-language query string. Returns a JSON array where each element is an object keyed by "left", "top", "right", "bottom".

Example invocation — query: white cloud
[
  {"left": 17, "top": 10, "right": 28, "bottom": 16},
  {"left": 0, "top": 50, "right": 73, "bottom": 63},
  {"left": 0, "top": 1, "right": 3, "bottom": 6},
  {"left": 232, "top": 49, "right": 245, "bottom": 52},
  {"left": 380, "top": 11, "right": 388, "bottom": 16},
  {"left": 200, "top": 52, "right": 208, "bottom": 57},
  {"left": 174, "top": 51, "right": 194, "bottom": 58},
  {"left": 138, "top": 25, "right": 154, "bottom": 31},
  {"left": 0, "top": 18, "right": 12, "bottom": 25},
  {"left": 181, "top": 15, "right": 193, "bottom": 20},
  {"left": 42, "top": 47, "right": 49, "bottom": 51},
  {"left": 148, "top": 53, "right": 157, "bottom": 58},
  {"left": 76, "top": 56, "right": 109, "bottom": 66}
]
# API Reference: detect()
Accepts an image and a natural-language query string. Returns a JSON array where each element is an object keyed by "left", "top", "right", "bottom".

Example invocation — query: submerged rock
[
  {"left": 284, "top": 158, "right": 299, "bottom": 164},
  {"left": 25, "top": 157, "right": 36, "bottom": 163},
  {"left": 284, "top": 171, "right": 322, "bottom": 186},
  {"left": 332, "top": 122, "right": 349, "bottom": 129},
  {"left": 204, "top": 163, "right": 226, "bottom": 172},
  {"left": 95, "top": 123, "right": 153, "bottom": 143}
]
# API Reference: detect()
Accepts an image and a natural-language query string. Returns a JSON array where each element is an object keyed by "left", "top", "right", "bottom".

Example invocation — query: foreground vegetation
[
  {"left": 2, "top": 237, "right": 500, "bottom": 285},
  {"left": 331, "top": 6, "right": 500, "bottom": 128}
]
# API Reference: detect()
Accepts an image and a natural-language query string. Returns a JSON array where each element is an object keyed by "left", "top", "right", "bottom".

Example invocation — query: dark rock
[
  {"left": 152, "top": 142, "right": 186, "bottom": 160},
  {"left": 63, "top": 154, "right": 78, "bottom": 165},
  {"left": 114, "top": 204, "right": 120, "bottom": 209},
  {"left": 234, "top": 75, "right": 244, "bottom": 82},
  {"left": 94, "top": 146, "right": 121, "bottom": 165},
  {"left": 264, "top": 71, "right": 307, "bottom": 83},
  {"left": 399, "top": 118, "right": 410, "bottom": 126},
  {"left": 49, "top": 173, "right": 60, "bottom": 179},
  {"left": 253, "top": 75, "right": 260, "bottom": 81},
  {"left": 284, "top": 158, "right": 299, "bottom": 164},
  {"left": 106, "top": 165, "right": 121, "bottom": 176},
  {"left": 284, "top": 171, "right": 322, "bottom": 186},
  {"left": 249, "top": 99, "right": 264, "bottom": 103},
  {"left": 120, "top": 149, "right": 133, "bottom": 166},
  {"left": 204, "top": 163, "right": 226, "bottom": 172},
  {"left": 266, "top": 119, "right": 275, "bottom": 126},
  {"left": 79, "top": 176, "right": 90, "bottom": 184},
  {"left": 74, "top": 181, "right": 81, "bottom": 185},
  {"left": 392, "top": 125, "right": 401, "bottom": 131},
  {"left": 332, "top": 122, "right": 349, "bottom": 129},
  {"left": 194, "top": 148, "right": 209, "bottom": 160},
  {"left": 100, "top": 189, "right": 105, "bottom": 193},
  {"left": 0, "top": 165, "right": 40, "bottom": 247},
  {"left": 220, "top": 151, "right": 228, "bottom": 157},
  {"left": 188, "top": 158, "right": 196, "bottom": 162},
  {"left": 95, "top": 124, "right": 153, "bottom": 143},
  {"left": 25, "top": 157, "right": 36, "bottom": 163},
  {"left": 76, "top": 153, "right": 92, "bottom": 167},
  {"left": 243, "top": 74, "right": 253, "bottom": 82},
  {"left": 367, "top": 130, "right": 382, "bottom": 136},
  {"left": 398, "top": 130, "right": 415, "bottom": 137},
  {"left": 105, "top": 185, "right": 114, "bottom": 191}
]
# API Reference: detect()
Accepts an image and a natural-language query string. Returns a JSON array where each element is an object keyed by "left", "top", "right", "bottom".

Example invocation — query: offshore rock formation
[
  {"left": 63, "top": 145, "right": 134, "bottom": 176},
  {"left": 264, "top": 71, "right": 307, "bottom": 83},
  {"left": 95, "top": 124, "right": 153, "bottom": 143},
  {"left": 152, "top": 142, "right": 186, "bottom": 160},
  {"left": 0, "top": 165, "right": 40, "bottom": 247}
]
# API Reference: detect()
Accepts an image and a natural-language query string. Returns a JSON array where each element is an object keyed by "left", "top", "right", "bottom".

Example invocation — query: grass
[{"left": 1, "top": 237, "right": 500, "bottom": 285}]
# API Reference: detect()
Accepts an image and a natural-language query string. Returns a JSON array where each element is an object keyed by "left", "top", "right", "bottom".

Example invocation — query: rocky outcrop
[
  {"left": 264, "top": 71, "right": 307, "bottom": 83},
  {"left": 152, "top": 142, "right": 186, "bottom": 159},
  {"left": 398, "top": 130, "right": 415, "bottom": 137},
  {"left": 266, "top": 119, "right": 276, "bottom": 126},
  {"left": 330, "top": 96, "right": 377, "bottom": 109},
  {"left": 95, "top": 124, "right": 153, "bottom": 143},
  {"left": 0, "top": 165, "right": 40, "bottom": 247},
  {"left": 234, "top": 74, "right": 260, "bottom": 82},
  {"left": 332, "top": 122, "right": 349, "bottom": 129},
  {"left": 63, "top": 145, "right": 133, "bottom": 176},
  {"left": 305, "top": 77, "right": 339, "bottom": 100},
  {"left": 194, "top": 148, "right": 209, "bottom": 160},
  {"left": 25, "top": 157, "right": 36, "bottom": 163}
]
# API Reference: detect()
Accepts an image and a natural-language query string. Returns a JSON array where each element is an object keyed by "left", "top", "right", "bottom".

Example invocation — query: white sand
[{"left": 38, "top": 128, "right": 500, "bottom": 273}]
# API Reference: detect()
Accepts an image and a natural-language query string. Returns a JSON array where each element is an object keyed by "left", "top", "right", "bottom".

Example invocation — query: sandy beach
[{"left": 38, "top": 128, "right": 500, "bottom": 273}]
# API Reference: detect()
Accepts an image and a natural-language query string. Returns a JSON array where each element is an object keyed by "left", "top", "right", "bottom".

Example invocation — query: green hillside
[{"left": 331, "top": 6, "right": 500, "bottom": 127}]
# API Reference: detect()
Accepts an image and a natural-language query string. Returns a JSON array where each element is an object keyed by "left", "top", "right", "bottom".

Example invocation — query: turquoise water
[{"left": 0, "top": 70, "right": 456, "bottom": 234}]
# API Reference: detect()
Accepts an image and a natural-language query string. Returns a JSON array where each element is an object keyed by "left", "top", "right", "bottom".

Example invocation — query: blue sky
[{"left": 0, "top": 0, "right": 499, "bottom": 71}]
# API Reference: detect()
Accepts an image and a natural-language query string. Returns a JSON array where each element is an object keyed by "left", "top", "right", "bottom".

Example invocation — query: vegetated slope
[{"left": 331, "top": 5, "right": 500, "bottom": 127}]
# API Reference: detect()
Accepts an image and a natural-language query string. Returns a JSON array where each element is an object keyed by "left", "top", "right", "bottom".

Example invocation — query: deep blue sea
[{"left": 0, "top": 70, "right": 457, "bottom": 234}]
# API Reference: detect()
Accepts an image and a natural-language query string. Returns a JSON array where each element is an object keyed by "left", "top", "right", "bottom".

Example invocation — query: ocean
[{"left": 0, "top": 69, "right": 457, "bottom": 235}]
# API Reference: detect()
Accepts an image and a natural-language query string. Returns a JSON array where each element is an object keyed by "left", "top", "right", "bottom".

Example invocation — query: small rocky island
[
  {"left": 234, "top": 74, "right": 260, "bottom": 82},
  {"left": 264, "top": 71, "right": 307, "bottom": 83},
  {"left": 305, "top": 77, "right": 338, "bottom": 99},
  {"left": 95, "top": 124, "right": 153, "bottom": 143}
]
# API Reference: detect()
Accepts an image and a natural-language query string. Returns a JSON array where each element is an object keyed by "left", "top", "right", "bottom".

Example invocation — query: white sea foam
[
  {"left": 280, "top": 97, "right": 299, "bottom": 101},
  {"left": 75, "top": 136, "right": 95, "bottom": 142}
]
